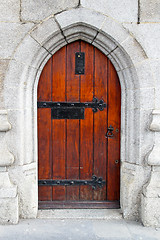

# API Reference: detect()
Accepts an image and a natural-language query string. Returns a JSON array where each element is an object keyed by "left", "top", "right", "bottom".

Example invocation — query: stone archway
[{"left": 2, "top": 8, "right": 154, "bottom": 224}]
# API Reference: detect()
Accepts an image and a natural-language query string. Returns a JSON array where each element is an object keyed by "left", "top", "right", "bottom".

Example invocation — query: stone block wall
[{"left": 0, "top": 0, "right": 159, "bottom": 226}]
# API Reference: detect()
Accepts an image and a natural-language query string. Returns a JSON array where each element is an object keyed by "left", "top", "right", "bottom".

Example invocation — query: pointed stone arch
[{"left": 4, "top": 8, "right": 154, "bottom": 222}]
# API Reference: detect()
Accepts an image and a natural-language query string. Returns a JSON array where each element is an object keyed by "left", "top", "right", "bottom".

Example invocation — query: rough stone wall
[{"left": 0, "top": 0, "right": 160, "bottom": 227}]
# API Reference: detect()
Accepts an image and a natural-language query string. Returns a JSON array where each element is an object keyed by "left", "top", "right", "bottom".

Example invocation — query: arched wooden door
[{"left": 38, "top": 40, "right": 121, "bottom": 209}]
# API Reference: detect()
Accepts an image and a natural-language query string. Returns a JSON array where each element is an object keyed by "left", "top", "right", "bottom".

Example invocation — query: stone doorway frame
[{"left": 2, "top": 8, "right": 154, "bottom": 224}]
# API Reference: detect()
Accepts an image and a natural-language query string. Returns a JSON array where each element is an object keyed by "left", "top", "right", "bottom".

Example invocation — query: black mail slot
[{"left": 51, "top": 107, "right": 85, "bottom": 119}]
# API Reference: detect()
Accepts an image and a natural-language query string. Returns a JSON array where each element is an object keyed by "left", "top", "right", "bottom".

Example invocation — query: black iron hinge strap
[
  {"left": 37, "top": 97, "right": 106, "bottom": 113},
  {"left": 38, "top": 175, "right": 106, "bottom": 190}
]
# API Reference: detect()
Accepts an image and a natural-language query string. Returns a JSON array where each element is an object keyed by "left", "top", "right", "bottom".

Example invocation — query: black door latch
[{"left": 105, "top": 125, "right": 114, "bottom": 138}]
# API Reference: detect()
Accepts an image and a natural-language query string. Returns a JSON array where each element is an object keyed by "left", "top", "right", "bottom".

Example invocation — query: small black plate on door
[
  {"left": 75, "top": 52, "right": 85, "bottom": 75},
  {"left": 51, "top": 107, "right": 85, "bottom": 119}
]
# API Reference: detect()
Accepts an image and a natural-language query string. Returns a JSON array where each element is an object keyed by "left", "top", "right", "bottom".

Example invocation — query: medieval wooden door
[{"left": 38, "top": 40, "right": 121, "bottom": 209}]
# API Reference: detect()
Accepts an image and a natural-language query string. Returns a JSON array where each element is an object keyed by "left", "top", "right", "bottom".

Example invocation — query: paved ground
[{"left": 0, "top": 210, "right": 160, "bottom": 240}]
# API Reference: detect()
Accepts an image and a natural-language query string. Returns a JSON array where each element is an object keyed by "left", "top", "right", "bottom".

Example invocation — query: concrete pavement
[{"left": 0, "top": 210, "right": 160, "bottom": 240}]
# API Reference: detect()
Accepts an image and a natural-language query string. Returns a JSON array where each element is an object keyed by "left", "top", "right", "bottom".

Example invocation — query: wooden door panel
[
  {"left": 38, "top": 57, "right": 52, "bottom": 201},
  {"left": 93, "top": 48, "right": 108, "bottom": 201},
  {"left": 80, "top": 41, "right": 94, "bottom": 200},
  {"left": 38, "top": 40, "right": 121, "bottom": 208},
  {"left": 52, "top": 120, "right": 66, "bottom": 201},
  {"left": 38, "top": 108, "right": 52, "bottom": 201},
  {"left": 66, "top": 41, "right": 80, "bottom": 200},
  {"left": 52, "top": 46, "right": 66, "bottom": 201},
  {"left": 37, "top": 58, "right": 52, "bottom": 101},
  {"left": 107, "top": 60, "right": 121, "bottom": 201}
]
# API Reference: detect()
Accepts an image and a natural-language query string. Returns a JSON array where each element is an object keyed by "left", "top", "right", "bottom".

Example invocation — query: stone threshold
[{"left": 37, "top": 209, "right": 123, "bottom": 220}]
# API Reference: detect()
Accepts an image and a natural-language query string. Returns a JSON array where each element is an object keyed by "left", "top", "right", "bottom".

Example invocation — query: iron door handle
[{"left": 105, "top": 125, "right": 114, "bottom": 138}]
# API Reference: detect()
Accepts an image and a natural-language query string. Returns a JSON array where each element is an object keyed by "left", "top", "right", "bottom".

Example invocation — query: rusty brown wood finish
[
  {"left": 52, "top": 47, "right": 66, "bottom": 201},
  {"left": 107, "top": 60, "right": 121, "bottom": 201},
  {"left": 38, "top": 40, "right": 121, "bottom": 208}
]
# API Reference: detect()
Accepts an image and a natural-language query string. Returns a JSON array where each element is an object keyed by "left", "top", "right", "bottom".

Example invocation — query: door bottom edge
[{"left": 38, "top": 200, "right": 120, "bottom": 209}]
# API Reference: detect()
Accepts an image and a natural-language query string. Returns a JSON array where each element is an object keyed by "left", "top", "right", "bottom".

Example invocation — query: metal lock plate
[{"left": 52, "top": 107, "right": 84, "bottom": 119}]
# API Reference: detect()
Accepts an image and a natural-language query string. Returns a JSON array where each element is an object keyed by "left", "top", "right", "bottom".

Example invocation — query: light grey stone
[
  {"left": 0, "top": 187, "right": 17, "bottom": 198},
  {"left": 100, "top": 17, "right": 129, "bottom": 45},
  {"left": 0, "top": 167, "right": 7, "bottom": 172},
  {"left": 117, "top": 67, "right": 139, "bottom": 90},
  {"left": 142, "top": 195, "right": 160, "bottom": 227},
  {"left": 110, "top": 47, "right": 134, "bottom": 71},
  {"left": 149, "top": 60, "right": 160, "bottom": 87},
  {"left": 150, "top": 110, "right": 160, "bottom": 132},
  {"left": 0, "top": 111, "right": 14, "bottom": 167},
  {"left": 38, "top": 209, "right": 122, "bottom": 220},
  {"left": 0, "top": 149, "right": 14, "bottom": 167},
  {"left": 121, "top": 162, "right": 151, "bottom": 221},
  {"left": 142, "top": 168, "right": 160, "bottom": 227},
  {"left": 107, "top": 54, "right": 122, "bottom": 72},
  {"left": 139, "top": 87, "right": 155, "bottom": 110},
  {"left": 63, "top": 24, "right": 97, "bottom": 43},
  {"left": 123, "top": 108, "right": 141, "bottom": 164},
  {"left": 3, "top": 60, "right": 41, "bottom": 93},
  {"left": 120, "top": 36, "right": 148, "bottom": 65},
  {"left": 9, "top": 163, "right": 37, "bottom": 219},
  {"left": 42, "top": 32, "right": 66, "bottom": 55},
  {"left": 0, "top": 23, "right": 34, "bottom": 59},
  {"left": 147, "top": 145, "right": 160, "bottom": 166},
  {"left": 143, "top": 171, "right": 160, "bottom": 198},
  {"left": 6, "top": 108, "right": 37, "bottom": 166},
  {"left": 5, "top": 109, "right": 25, "bottom": 166},
  {"left": 81, "top": 0, "right": 138, "bottom": 23},
  {"left": 0, "top": 172, "right": 15, "bottom": 188},
  {"left": 21, "top": 0, "right": 79, "bottom": 22},
  {"left": 0, "top": 110, "right": 11, "bottom": 132},
  {"left": 123, "top": 23, "right": 160, "bottom": 59},
  {"left": 0, "top": 197, "right": 18, "bottom": 224},
  {"left": 55, "top": 8, "right": 106, "bottom": 31},
  {"left": 4, "top": 87, "right": 22, "bottom": 110},
  {"left": 0, "top": 171, "right": 18, "bottom": 224},
  {"left": 93, "top": 32, "right": 117, "bottom": 54},
  {"left": 127, "top": 89, "right": 140, "bottom": 110},
  {"left": 93, "top": 220, "right": 131, "bottom": 239},
  {"left": 139, "top": 109, "right": 155, "bottom": 163},
  {"left": 134, "top": 60, "right": 155, "bottom": 89},
  {"left": 126, "top": 219, "right": 160, "bottom": 239},
  {"left": 140, "top": 0, "right": 160, "bottom": 22},
  {"left": 13, "top": 35, "right": 49, "bottom": 69},
  {"left": 1, "top": 218, "right": 160, "bottom": 240},
  {"left": 0, "top": 60, "right": 10, "bottom": 108},
  {"left": 155, "top": 87, "right": 160, "bottom": 110},
  {"left": 152, "top": 166, "right": 160, "bottom": 172},
  {"left": 0, "top": 0, "right": 20, "bottom": 22},
  {"left": 30, "top": 17, "right": 60, "bottom": 46},
  {"left": 149, "top": 60, "right": 160, "bottom": 109}
]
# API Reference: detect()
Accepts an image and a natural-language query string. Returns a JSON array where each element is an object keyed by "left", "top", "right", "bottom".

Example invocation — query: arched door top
[{"left": 38, "top": 40, "right": 121, "bottom": 208}]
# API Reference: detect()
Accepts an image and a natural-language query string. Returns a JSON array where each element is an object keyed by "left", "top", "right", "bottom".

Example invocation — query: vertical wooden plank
[
  {"left": 80, "top": 41, "right": 94, "bottom": 200},
  {"left": 38, "top": 108, "right": 52, "bottom": 201},
  {"left": 38, "top": 58, "right": 52, "bottom": 201},
  {"left": 107, "top": 60, "right": 121, "bottom": 201},
  {"left": 52, "top": 46, "right": 66, "bottom": 201},
  {"left": 66, "top": 41, "right": 80, "bottom": 200},
  {"left": 94, "top": 48, "right": 108, "bottom": 201},
  {"left": 37, "top": 58, "right": 52, "bottom": 101}
]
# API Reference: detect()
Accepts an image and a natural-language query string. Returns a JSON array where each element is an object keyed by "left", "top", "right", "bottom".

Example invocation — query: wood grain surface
[{"left": 38, "top": 40, "right": 121, "bottom": 208}]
